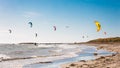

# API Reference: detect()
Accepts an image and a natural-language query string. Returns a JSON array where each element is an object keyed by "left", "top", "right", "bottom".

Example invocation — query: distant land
[
  {"left": 19, "top": 42, "right": 74, "bottom": 45},
  {"left": 87, "top": 37, "right": 120, "bottom": 44}
]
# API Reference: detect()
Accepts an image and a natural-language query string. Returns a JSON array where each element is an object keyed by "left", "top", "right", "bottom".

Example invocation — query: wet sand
[{"left": 61, "top": 43, "right": 120, "bottom": 68}]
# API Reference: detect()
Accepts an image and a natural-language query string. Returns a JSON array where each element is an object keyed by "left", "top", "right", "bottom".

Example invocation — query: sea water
[{"left": 0, "top": 44, "right": 114, "bottom": 68}]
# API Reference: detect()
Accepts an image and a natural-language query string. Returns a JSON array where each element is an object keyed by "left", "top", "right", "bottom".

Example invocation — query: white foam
[
  {"left": 0, "top": 48, "right": 80, "bottom": 68},
  {"left": 51, "top": 49, "right": 63, "bottom": 52},
  {"left": 38, "top": 44, "right": 56, "bottom": 48},
  {"left": 0, "top": 53, "right": 78, "bottom": 68},
  {"left": 0, "top": 54, "right": 11, "bottom": 59},
  {"left": 57, "top": 45, "right": 79, "bottom": 49}
]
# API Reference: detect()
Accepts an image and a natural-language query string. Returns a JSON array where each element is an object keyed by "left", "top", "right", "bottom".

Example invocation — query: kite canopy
[
  {"left": 104, "top": 32, "right": 107, "bottom": 35},
  {"left": 35, "top": 33, "right": 38, "bottom": 37},
  {"left": 8, "top": 29, "right": 12, "bottom": 34},
  {"left": 53, "top": 26, "right": 56, "bottom": 31},
  {"left": 95, "top": 21, "right": 101, "bottom": 32},
  {"left": 28, "top": 22, "right": 33, "bottom": 28},
  {"left": 82, "top": 36, "right": 84, "bottom": 38}
]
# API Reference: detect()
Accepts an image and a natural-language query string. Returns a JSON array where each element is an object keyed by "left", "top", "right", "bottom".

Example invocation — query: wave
[{"left": 0, "top": 54, "right": 11, "bottom": 59}]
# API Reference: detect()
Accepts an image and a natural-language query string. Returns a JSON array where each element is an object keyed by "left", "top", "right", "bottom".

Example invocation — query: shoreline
[{"left": 61, "top": 43, "right": 120, "bottom": 68}]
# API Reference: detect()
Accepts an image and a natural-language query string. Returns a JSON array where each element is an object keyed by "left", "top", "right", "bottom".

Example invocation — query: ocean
[{"left": 0, "top": 44, "right": 114, "bottom": 68}]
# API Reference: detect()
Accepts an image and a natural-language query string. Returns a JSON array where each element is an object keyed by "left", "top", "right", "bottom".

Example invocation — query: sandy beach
[{"left": 61, "top": 43, "right": 120, "bottom": 68}]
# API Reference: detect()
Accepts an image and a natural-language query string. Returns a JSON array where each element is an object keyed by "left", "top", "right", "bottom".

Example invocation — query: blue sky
[{"left": 0, "top": 0, "right": 120, "bottom": 43}]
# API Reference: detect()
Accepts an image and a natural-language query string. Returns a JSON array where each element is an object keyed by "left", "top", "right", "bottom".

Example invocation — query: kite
[
  {"left": 35, "top": 33, "right": 38, "bottom": 37},
  {"left": 8, "top": 29, "right": 12, "bottom": 34},
  {"left": 104, "top": 32, "right": 107, "bottom": 35},
  {"left": 28, "top": 22, "right": 33, "bottom": 28},
  {"left": 53, "top": 26, "right": 56, "bottom": 31},
  {"left": 95, "top": 21, "right": 101, "bottom": 32},
  {"left": 82, "top": 36, "right": 84, "bottom": 38}
]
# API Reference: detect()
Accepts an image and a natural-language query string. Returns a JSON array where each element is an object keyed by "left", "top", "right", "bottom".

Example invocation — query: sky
[{"left": 0, "top": 0, "right": 120, "bottom": 43}]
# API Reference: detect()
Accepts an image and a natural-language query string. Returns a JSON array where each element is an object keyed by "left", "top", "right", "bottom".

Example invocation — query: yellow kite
[{"left": 95, "top": 21, "right": 101, "bottom": 32}]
